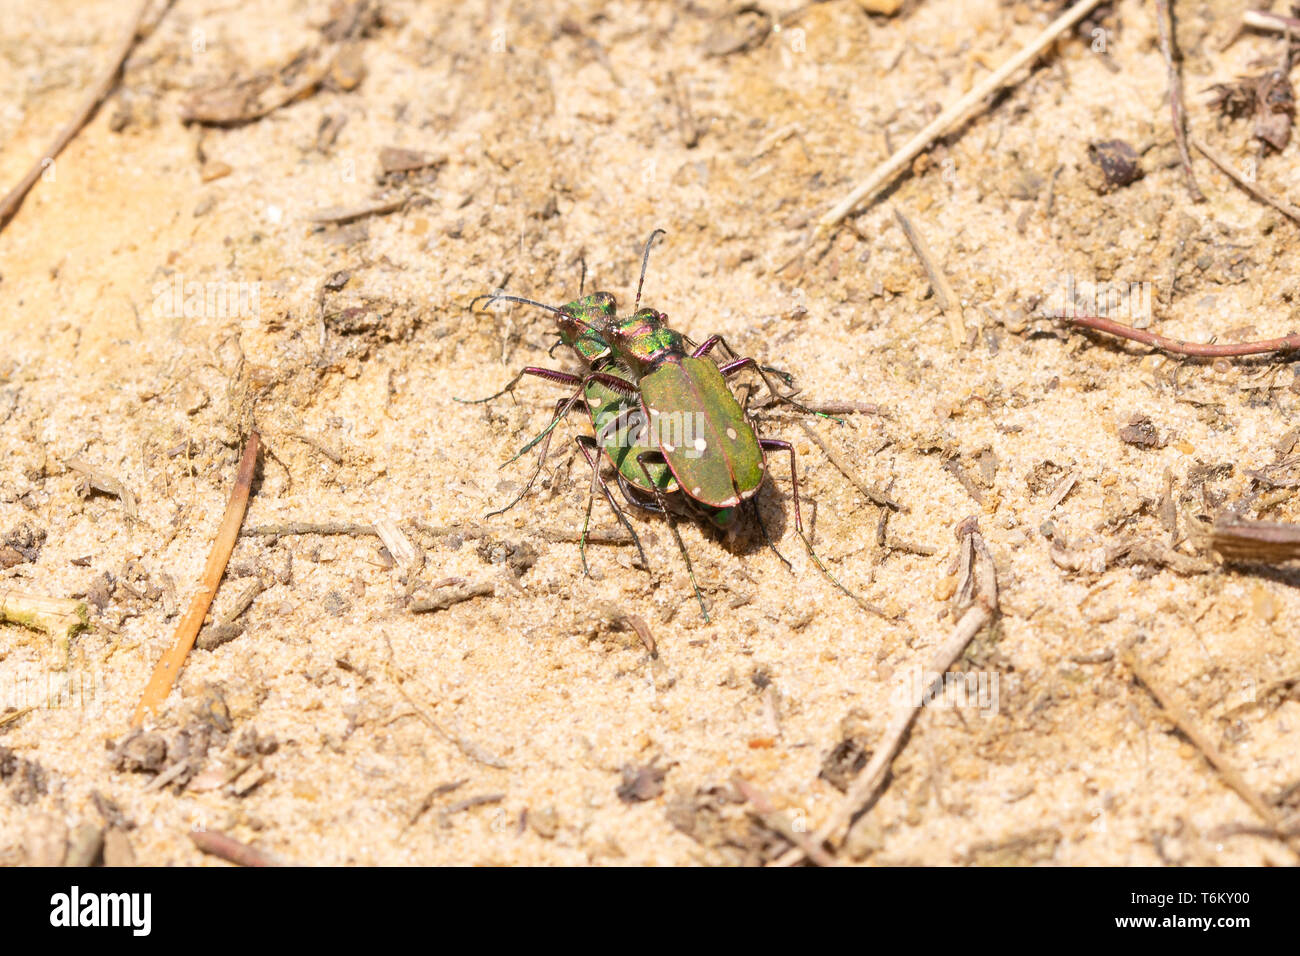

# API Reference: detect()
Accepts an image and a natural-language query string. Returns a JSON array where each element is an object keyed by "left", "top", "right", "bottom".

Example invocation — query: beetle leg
[
  {"left": 455, "top": 366, "right": 585, "bottom": 404},
  {"left": 717, "top": 355, "right": 829, "bottom": 419},
  {"left": 690, "top": 335, "right": 795, "bottom": 383},
  {"left": 486, "top": 394, "right": 575, "bottom": 518},
  {"left": 501, "top": 388, "right": 587, "bottom": 466},
  {"left": 575, "top": 436, "right": 650, "bottom": 573},
  {"left": 747, "top": 498, "right": 792, "bottom": 570},
  {"left": 759, "top": 439, "right": 805, "bottom": 531},
  {"left": 690, "top": 334, "right": 723, "bottom": 358},
  {"left": 594, "top": 402, "right": 642, "bottom": 448},
  {"left": 760, "top": 438, "right": 881, "bottom": 615},
  {"left": 617, "top": 474, "right": 665, "bottom": 513},
  {"left": 636, "top": 450, "right": 710, "bottom": 623},
  {"left": 582, "top": 370, "right": 640, "bottom": 399}
]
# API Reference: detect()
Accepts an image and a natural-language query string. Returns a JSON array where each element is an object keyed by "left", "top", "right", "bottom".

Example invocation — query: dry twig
[
  {"left": 1124, "top": 652, "right": 1298, "bottom": 856},
  {"left": 732, "top": 774, "right": 836, "bottom": 867},
  {"left": 773, "top": 519, "right": 999, "bottom": 865},
  {"left": 1064, "top": 313, "right": 1300, "bottom": 357},
  {"left": 1155, "top": 0, "right": 1205, "bottom": 201},
  {"left": 894, "top": 207, "right": 966, "bottom": 348},
  {"left": 189, "top": 827, "right": 283, "bottom": 866},
  {"left": 1211, "top": 515, "right": 1300, "bottom": 563},
  {"left": 0, "top": 0, "right": 163, "bottom": 230},
  {"left": 1192, "top": 136, "right": 1300, "bottom": 225},
  {"left": 789, "top": 0, "right": 1106, "bottom": 266},
  {"left": 1243, "top": 9, "right": 1300, "bottom": 35},
  {"left": 131, "top": 432, "right": 260, "bottom": 726}
]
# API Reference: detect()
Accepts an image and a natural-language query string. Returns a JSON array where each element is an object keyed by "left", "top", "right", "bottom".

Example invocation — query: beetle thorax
[{"left": 603, "top": 308, "right": 686, "bottom": 376}]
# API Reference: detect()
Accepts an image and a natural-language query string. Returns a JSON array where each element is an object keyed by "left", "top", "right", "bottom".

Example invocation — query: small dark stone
[{"left": 1087, "top": 140, "right": 1142, "bottom": 192}]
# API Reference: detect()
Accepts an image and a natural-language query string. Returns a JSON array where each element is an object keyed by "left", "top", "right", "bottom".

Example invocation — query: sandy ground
[{"left": 1, "top": 0, "right": 1299, "bottom": 866}]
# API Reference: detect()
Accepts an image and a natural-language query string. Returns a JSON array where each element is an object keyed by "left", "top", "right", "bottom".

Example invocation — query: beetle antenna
[
  {"left": 634, "top": 229, "right": 667, "bottom": 311},
  {"left": 471, "top": 293, "right": 568, "bottom": 318}
]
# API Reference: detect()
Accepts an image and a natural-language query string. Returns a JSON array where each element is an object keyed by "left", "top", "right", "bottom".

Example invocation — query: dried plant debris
[
  {"left": 1207, "top": 66, "right": 1295, "bottom": 153},
  {"left": 666, "top": 783, "right": 789, "bottom": 866},
  {"left": 476, "top": 537, "right": 538, "bottom": 577},
  {"left": 704, "top": 6, "right": 771, "bottom": 58},
  {"left": 0, "top": 746, "right": 50, "bottom": 805},
  {"left": 964, "top": 827, "right": 1062, "bottom": 865},
  {"left": 616, "top": 761, "right": 669, "bottom": 803},
  {"left": 65, "top": 457, "right": 138, "bottom": 520},
  {"left": 819, "top": 736, "right": 872, "bottom": 793},
  {"left": 0, "top": 590, "right": 89, "bottom": 654},
  {"left": 0, "top": 521, "right": 45, "bottom": 569},
  {"left": 180, "top": 1, "right": 383, "bottom": 126},
  {"left": 377, "top": 147, "right": 445, "bottom": 186},
  {"left": 1118, "top": 415, "right": 1165, "bottom": 449},
  {"left": 113, "top": 731, "right": 168, "bottom": 774},
  {"left": 1246, "top": 455, "right": 1300, "bottom": 489}
]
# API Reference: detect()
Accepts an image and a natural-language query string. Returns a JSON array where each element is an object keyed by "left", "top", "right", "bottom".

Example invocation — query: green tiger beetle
[
  {"left": 463, "top": 232, "right": 862, "bottom": 620},
  {"left": 464, "top": 284, "right": 756, "bottom": 608},
  {"left": 461, "top": 288, "right": 658, "bottom": 572}
]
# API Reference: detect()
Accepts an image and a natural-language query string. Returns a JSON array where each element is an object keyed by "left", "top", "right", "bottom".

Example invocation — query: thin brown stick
[
  {"left": 1192, "top": 136, "right": 1300, "bottom": 224},
  {"left": 306, "top": 197, "right": 406, "bottom": 224},
  {"left": 1124, "top": 652, "right": 1298, "bottom": 856},
  {"left": 732, "top": 775, "right": 837, "bottom": 867},
  {"left": 131, "top": 432, "right": 260, "bottom": 727},
  {"left": 797, "top": 421, "right": 902, "bottom": 510},
  {"left": 189, "top": 827, "right": 282, "bottom": 866},
  {"left": 603, "top": 608, "right": 657, "bottom": 657},
  {"left": 409, "top": 581, "right": 494, "bottom": 613},
  {"left": 1155, "top": 0, "right": 1205, "bottom": 202},
  {"left": 894, "top": 207, "right": 966, "bottom": 348},
  {"left": 0, "top": 0, "right": 160, "bottom": 230},
  {"left": 774, "top": 400, "right": 887, "bottom": 416},
  {"left": 0, "top": 706, "right": 36, "bottom": 729},
  {"left": 785, "top": 0, "right": 1105, "bottom": 269},
  {"left": 1211, "top": 515, "right": 1300, "bottom": 563},
  {"left": 242, "top": 521, "right": 376, "bottom": 537},
  {"left": 773, "top": 521, "right": 999, "bottom": 866},
  {"left": 1064, "top": 313, "right": 1300, "bottom": 357}
]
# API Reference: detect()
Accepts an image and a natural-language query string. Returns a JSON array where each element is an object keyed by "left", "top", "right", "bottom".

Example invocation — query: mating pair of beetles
[{"left": 464, "top": 231, "right": 854, "bottom": 620}]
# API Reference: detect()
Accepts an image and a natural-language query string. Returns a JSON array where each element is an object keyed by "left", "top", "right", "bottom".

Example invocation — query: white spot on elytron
[
  {"left": 720, "top": 496, "right": 739, "bottom": 507},
  {"left": 694, "top": 437, "right": 707, "bottom": 452},
  {"left": 726, "top": 427, "right": 738, "bottom": 440},
  {"left": 692, "top": 486, "right": 702, "bottom": 496},
  {"left": 663, "top": 442, "right": 675, "bottom": 453}
]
